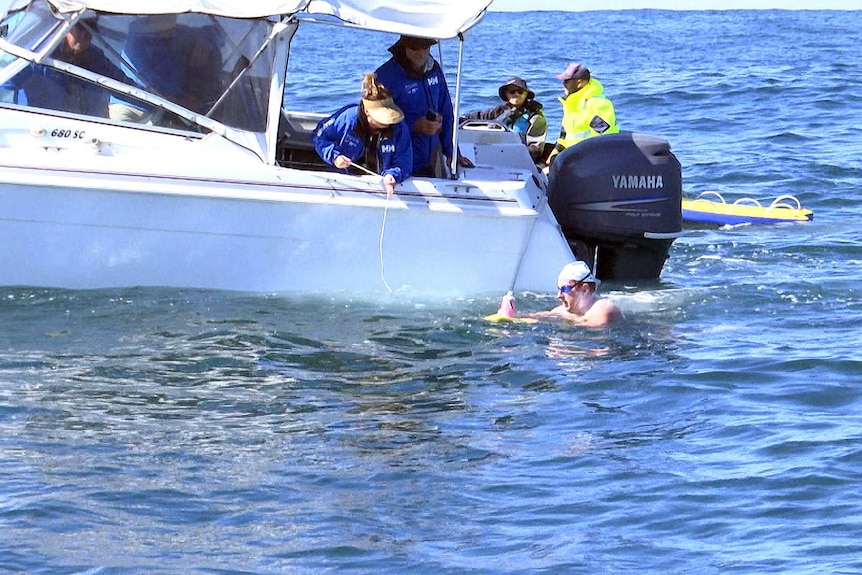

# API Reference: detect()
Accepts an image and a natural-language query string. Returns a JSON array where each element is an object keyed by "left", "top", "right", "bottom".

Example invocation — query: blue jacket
[
  {"left": 110, "top": 23, "right": 222, "bottom": 115},
  {"left": 6, "top": 44, "right": 125, "bottom": 117},
  {"left": 375, "top": 55, "right": 454, "bottom": 175},
  {"left": 313, "top": 104, "right": 412, "bottom": 183}
]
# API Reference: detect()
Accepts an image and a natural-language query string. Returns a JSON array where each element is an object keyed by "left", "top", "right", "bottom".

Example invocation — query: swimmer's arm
[{"left": 523, "top": 305, "right": 575, "bottom": 320}]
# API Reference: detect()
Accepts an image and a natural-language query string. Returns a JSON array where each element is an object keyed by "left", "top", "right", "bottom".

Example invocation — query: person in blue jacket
[
  {"left": 6, "top": 22, "right": 125, "bottom": 117},
  {"left": 374, "top": 35, "right": 455, "bottom": 178},
  {"left": 313, "top": 73, "right": 412, "bottom": 197},
  {"left": 109, "top": 14, "right": 223, "bottom": 124}
]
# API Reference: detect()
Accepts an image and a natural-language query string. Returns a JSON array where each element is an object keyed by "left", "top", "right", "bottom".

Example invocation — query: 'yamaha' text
[{"left": 612, "top": 174, "right": 664, "bottom": 189}]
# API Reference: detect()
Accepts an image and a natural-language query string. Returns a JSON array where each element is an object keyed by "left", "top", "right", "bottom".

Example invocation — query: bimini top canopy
[{"left": 42, "top": 0, "right": 492, "bottom": 38}]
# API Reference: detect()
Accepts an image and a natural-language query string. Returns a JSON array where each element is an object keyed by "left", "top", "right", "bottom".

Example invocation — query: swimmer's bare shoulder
[{"left": 525, "top": 300, "right": 625, "bottom": 327}]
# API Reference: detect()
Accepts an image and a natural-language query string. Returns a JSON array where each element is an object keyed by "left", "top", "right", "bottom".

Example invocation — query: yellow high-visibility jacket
[{"left": 556, "top": 78, "right": 618, "bottom": 150}]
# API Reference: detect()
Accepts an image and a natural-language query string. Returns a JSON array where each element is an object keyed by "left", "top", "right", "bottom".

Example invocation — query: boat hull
[{"left": 1, "top": 158, "right": 572, "bottom": 295}]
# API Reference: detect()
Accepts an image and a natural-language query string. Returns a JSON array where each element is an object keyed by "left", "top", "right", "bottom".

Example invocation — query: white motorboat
[{"left": 0, "top": 0, "right": 682, "bottom": 296}]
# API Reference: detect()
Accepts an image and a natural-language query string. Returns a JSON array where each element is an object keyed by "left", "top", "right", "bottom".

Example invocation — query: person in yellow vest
[{"left": 546, "top": 62, "right": 618, "bottom": 165}]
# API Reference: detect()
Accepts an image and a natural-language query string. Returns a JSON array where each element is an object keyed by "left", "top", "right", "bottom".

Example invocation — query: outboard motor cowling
[{"left": 546, "top": 132, "right": 683, "bottom": 281}]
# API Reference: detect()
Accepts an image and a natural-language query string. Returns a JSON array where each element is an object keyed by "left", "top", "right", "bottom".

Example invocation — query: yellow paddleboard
[
  {"left": 483, "top": 313, "right": 538, "bottom": 324},
  {"left": 682, "top": 192, "right": 813, "bottom": 225}
]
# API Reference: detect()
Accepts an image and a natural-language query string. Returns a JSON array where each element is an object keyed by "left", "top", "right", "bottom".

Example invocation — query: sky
[{"left": 489, "top": 0, "right": 861, "bottom": 9}]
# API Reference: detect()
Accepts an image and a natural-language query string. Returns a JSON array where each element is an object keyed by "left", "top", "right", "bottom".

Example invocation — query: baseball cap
[{"left": 556, "top": 62, "right": 590, "bottom": 81}]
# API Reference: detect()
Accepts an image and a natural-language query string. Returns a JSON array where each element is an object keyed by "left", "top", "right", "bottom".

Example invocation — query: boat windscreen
[
  {"left": 97, "top": 13, "right": 276, "bottom": 132},
  {"left": 0, "top": 2, "right": 59, "bottom": 55},
  {"left": 1, "top": 7, "right": 277, "bottom": 133}
]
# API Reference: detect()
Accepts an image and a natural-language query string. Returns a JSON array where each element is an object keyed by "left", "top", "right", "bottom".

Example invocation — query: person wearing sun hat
[
  {"left": 375, "top": 35, "right": 458, "bottom": 177},
  {"left": 546, "top": 62, "right": 619, "bottom": 165},
  {"left": 461, "top": 76, "right": 548, "bottom": 162},
  {"left": 313, "top": 73, "right": 413, "bottom": 197},
  {"left": 509, "top": 260, "right": 624, "bottom": 326},
  {"left": 108, "top": 14, "right": 223, "bottom": 123}
]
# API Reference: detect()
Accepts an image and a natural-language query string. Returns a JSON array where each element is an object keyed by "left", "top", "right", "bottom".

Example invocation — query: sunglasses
[
  {"left": 505, "top": 88, "right": 525, "bottom": 96},
  {"left": 559, "top": 269, "right": 593, "bottom": 294}
]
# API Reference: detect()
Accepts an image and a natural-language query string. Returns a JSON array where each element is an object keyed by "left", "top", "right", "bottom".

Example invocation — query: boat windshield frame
[{"left": 0, "top": 4, "right": 294, "bottom": 162}]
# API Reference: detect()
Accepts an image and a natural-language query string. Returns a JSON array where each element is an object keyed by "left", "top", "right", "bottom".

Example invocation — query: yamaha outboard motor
[{"left": 546, "top": 132, "right": 682, "bottom": 281}]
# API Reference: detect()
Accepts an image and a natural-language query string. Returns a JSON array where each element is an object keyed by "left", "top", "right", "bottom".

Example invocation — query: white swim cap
[{"left": 557, "top": 261, "right": 600, "bottom": 287}]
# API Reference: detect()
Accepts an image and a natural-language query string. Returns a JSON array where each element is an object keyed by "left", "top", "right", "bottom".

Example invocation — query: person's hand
[
  {"left": 334, "top": 154, "right": 351, "bottom": 169},
  {"left": 458, "top": 155, "right": 474, "bottom": 168},
  {"left": 414, "top": 116, "right": 442, "bottom": 136},
  {"left": 382, "top": 174, "right": 396, "bottom": 198}
]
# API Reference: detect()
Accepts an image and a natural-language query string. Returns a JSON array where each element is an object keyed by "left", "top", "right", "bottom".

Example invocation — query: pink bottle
[{"left": 497, "top": 291, "right": 516, "bottom": 318}]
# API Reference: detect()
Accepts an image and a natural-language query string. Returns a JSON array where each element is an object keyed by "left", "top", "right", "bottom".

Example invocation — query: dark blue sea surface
[{"left": 3, "top": 9, "right": 862, "bottom": 574}]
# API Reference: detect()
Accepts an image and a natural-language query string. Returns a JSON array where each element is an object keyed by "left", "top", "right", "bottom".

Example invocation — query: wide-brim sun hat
[
  {"left": 363, "top": 97, "right": 404, "bottom": 125},
  {"left": 388, "top": 35, "right": 438, "bottom": 54},
  {"left": 498, "top": 76, "right": 535, "bottom": 101},
  {"left": 136, "top": 14, "right": 177, "bottom": 34},
  {"left": 557, "top": 260, "right": 600, "bottom": 286}
]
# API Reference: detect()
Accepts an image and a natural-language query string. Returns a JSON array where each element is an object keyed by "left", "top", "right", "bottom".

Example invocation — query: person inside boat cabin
[
  {"left": 461, "top": 76, "right": 548, "bottom": 163},
  {"left": 374, "top": 35, "right": 459, "bottom": 178},
  {"left": 526, "top": 260, "right": 625, "bottom": 327},
  {"left": 312, "top": 73, "right": 413, "bottom": 198},
  {"left": 108, "top": 14, "right": 223, "bottom": 124},
  {"left": 4, "top": 20, "right": 125, "bottom": 117},
  {"left": 545, "top": 62, "right": 619, "bottom": 165}
]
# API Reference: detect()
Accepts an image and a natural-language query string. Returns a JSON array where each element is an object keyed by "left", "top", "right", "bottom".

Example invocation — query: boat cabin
[{"left": 0, "top": 1, "right": 493, "bottom": 173}]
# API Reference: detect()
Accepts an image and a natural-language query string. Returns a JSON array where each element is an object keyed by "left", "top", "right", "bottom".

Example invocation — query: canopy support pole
[{"left": 449, "top": 32, "right": 465, "bottom": 179}]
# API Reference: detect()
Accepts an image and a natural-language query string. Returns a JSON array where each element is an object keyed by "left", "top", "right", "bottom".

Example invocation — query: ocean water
[{"left": 3, "top": 9, "right": 862, "bottom": 574}]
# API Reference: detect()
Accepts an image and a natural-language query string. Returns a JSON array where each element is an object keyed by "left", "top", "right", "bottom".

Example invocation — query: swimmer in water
[{"left": 526, "top": 261, "right": 625, "bottom": 327}]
